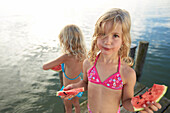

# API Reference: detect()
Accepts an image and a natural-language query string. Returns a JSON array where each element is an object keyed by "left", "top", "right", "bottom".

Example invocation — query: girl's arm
[
  {"left": 43, "top": 54, "right": 67, "bottom": 70},
  {"left": 122, "top": 67, "right": 162, "bottom": 112},
  {"left": 121, "top": 67, "right": 136, "bottom": 112}
]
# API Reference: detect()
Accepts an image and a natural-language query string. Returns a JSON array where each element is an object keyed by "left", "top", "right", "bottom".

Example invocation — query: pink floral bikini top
[{"left": 87, "top": 54, "right": 123, "bottom": 90}]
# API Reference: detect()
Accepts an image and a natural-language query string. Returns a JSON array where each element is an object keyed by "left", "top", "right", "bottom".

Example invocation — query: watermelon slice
[
  {"left": 51, "top": 64, "right": 62, "bottom": 72},
  {"left": 56, "top": 87, "right": 84, "bottom": 96},
  {"left": 131, "top": 84, "right": 168, "bottom": 111}
]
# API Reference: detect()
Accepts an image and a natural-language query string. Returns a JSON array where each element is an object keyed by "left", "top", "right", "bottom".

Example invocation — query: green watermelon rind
[
  {"left": 155, "top": 85, "right": 168, "bottom": 102},
  {"left": 133, "top": 85, "right": 168, "bottom": 112},
  {"left": 56, "top": 92, "right": 60, "bottom": 96},
  {"left": 133, "top": 106, "right": 144, "bottom": 111}
]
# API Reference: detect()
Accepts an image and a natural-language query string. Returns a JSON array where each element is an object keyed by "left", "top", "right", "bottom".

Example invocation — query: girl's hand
[
  {"left": 60, "top": 84, "right": 77, "bottom": 100},
  {"left": 140, "top": 101, "right": 162, "bottom": 113},
  {"left": 63, "top": 84, "right": 74, "bottom": 91}
]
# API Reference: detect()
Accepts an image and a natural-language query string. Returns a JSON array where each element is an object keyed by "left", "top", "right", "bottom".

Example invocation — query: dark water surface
[{"left": 0, "top": 0, "right": 170, "bottom": 112}]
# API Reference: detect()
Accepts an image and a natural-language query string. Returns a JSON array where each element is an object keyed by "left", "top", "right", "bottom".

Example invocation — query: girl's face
[{"left": 97, "top": 22, "right": 123, "bottom": 55}]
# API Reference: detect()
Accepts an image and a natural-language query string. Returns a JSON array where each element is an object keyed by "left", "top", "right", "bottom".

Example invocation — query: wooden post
[
  {"left": 134, "top": 41, "right": 149, "bottom": 81},
  {"left": 130, "top": 45, "right": 137, "bottom": 60}
]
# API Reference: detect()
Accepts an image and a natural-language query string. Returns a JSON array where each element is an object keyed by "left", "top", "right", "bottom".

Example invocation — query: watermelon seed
[
  {"left": 139, "top": 94, "right": 143, "bottom": 99},
  {"left": 137, "top": 102, "right": 139, "bottom": 104},
  {"left": 63, "top": 92, "right": 67, "bottom": 95},
  {"left": 148, "top": 88, "right": 152, "bottom": 91}
]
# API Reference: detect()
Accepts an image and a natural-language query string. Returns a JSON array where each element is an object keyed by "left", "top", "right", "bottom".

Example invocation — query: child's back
[
  {"left": 62, "top": 54, "right": 83, "bottom": 86},
  {"left": 58, "top": 24, "right": 86, "bottom": 87}
]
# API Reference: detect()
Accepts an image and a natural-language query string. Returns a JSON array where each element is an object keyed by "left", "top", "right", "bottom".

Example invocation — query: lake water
[{"left": 0, "top": 0, "right": 170, "bottom": 112}]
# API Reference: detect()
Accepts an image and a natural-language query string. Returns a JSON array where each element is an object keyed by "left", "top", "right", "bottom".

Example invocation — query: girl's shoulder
[
  {"left": 83, "top": 58, "right": 93, "bottom": 70},
  {"left": 59, "top": 53, "right": 68, "bottom": 57},
  {"left": 58, "top": 54, "right": 69, "bottom": 60},
  {"left": 57, "top": 54, "right": 74, "bottom": 63},
  {"left": 120, "top": 62, "right": 136, "bottom": 84},
  {"left": 83, "top": 58, "right": 91, "bottom": 66},
  {"left": 64, "top": 54, "right": 84, "bottom": 65},
  {"left": 61, "top": 53, "right": 74, "bottom": 59},
  {"left": 120, "top": 60, "right": 135, "bottom": 74}
]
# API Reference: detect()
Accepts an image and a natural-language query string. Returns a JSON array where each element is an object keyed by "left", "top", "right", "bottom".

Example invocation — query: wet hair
[
  {"left": 59, "top": 24, "right": 86, "bottom": 61},
  {"left": 88, "top": 8, "right": 133, "bottom": 66}
]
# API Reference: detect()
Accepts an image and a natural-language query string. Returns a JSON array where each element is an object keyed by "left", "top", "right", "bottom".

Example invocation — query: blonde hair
[
  {"left": 59, "top": 24, "right": 86, "bottom": 61},
  {"left": 88, "top": 8, "right": 133, "bottom": 66}
]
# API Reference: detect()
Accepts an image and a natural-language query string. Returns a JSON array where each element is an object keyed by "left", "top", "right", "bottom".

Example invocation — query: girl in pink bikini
[{"left": 63, "top": 8, "right": 162, "bottom": 113}]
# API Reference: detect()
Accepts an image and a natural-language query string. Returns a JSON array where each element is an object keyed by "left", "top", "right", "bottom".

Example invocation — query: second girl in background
[{"left": 43, "top": 24, "right": 86, "bottom": 113}]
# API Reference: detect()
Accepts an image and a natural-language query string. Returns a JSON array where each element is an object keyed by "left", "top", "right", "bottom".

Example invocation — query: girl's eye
[{"left": 113, "top": 34, "right": 119, "bottom": 38}]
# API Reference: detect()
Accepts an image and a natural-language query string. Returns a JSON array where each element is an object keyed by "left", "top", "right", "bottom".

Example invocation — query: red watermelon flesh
[
  {"left": 56, "top": 87, "right": 84, "bottom": 96},
  {"left": 131, "top": 84, "right": 168, "bottom": 111},
  {"left": 51, "top": 64, "right": 62, "bottom": 72}
]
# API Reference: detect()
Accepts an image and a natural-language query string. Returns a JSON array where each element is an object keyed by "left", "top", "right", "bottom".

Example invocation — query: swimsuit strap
[
  {"left": 118, "top": 57, "right": 121, "bottom": 72},
  {"left": 61, "top": 63, "right": 65, "bottom": 73},
  {"left": 61, "top": 63, "right": 82, "bottom": 80}
]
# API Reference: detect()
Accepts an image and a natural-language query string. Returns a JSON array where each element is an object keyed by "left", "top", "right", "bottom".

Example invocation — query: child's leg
[
  {"left": 64, "top": 99, "right": 72, "bottom": 113},
  {"left": 71, "top": 97, "right": 80, "bottom": 113}
]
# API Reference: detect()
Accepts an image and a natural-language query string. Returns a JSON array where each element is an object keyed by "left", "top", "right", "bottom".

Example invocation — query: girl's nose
[{"left": 104, "top": 36, "right": 112, "bottom": 45}]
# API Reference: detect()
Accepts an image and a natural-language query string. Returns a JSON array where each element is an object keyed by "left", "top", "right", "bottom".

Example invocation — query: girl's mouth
[{"left": 103, "top": 47, "right": 111, "bottom": 51}]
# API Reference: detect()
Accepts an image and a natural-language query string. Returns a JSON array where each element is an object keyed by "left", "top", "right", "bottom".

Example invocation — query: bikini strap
[
  {"left": 118, "top": 57, "right": 121, "bottom": 72},
  {"left": 61, "top": 63, "right": 82, "bottom": 80},
  {"left": 61, "top": 63, "right": 65, "bottom": 72}
]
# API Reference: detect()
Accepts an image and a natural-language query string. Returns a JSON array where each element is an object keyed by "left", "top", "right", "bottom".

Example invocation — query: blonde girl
[
  {"left": 63, "top": 8, "right": 162, "bottom": 113},
  {"left": 43, "top": 24, "right": 86, "bottom": 113}
]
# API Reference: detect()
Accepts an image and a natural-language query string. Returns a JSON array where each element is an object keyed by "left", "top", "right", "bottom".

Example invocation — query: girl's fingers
[
  {"left": 146, "top": 101, "right": 162, "bottom": 111},
  {"left": 143, "top": 104, "right": 154, "bottom": 113},
  {"left": 143, "top": 101, "right": 162, "bottom": 112},
  {"left": 148, "top": 104, "right": 158, "bottom": 111},
  {"left": 140, "top": 110, "right": 147, "bottom": 113},
  {"left": 64, "top": 94, "right": 76, "bottom": 100},
  {"left": 60, "top": 95, "right": 72, "bottom": 99},
  {"left": 63, "top": 84, "right": 73, "bottom": 91},
  {"left": 64, "top": 96, "right": 70, "bottom": 100},
  {"left": 153, "top": 102, "right": 162, "bottom": 109}
]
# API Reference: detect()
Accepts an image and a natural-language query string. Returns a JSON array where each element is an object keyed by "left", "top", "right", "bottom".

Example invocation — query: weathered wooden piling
[
  {"left": 129, "top": 44, "right": 137, "bottom": 60},
  {"left": 134, "top": 41, "right": 149, "bottom": 81}
]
